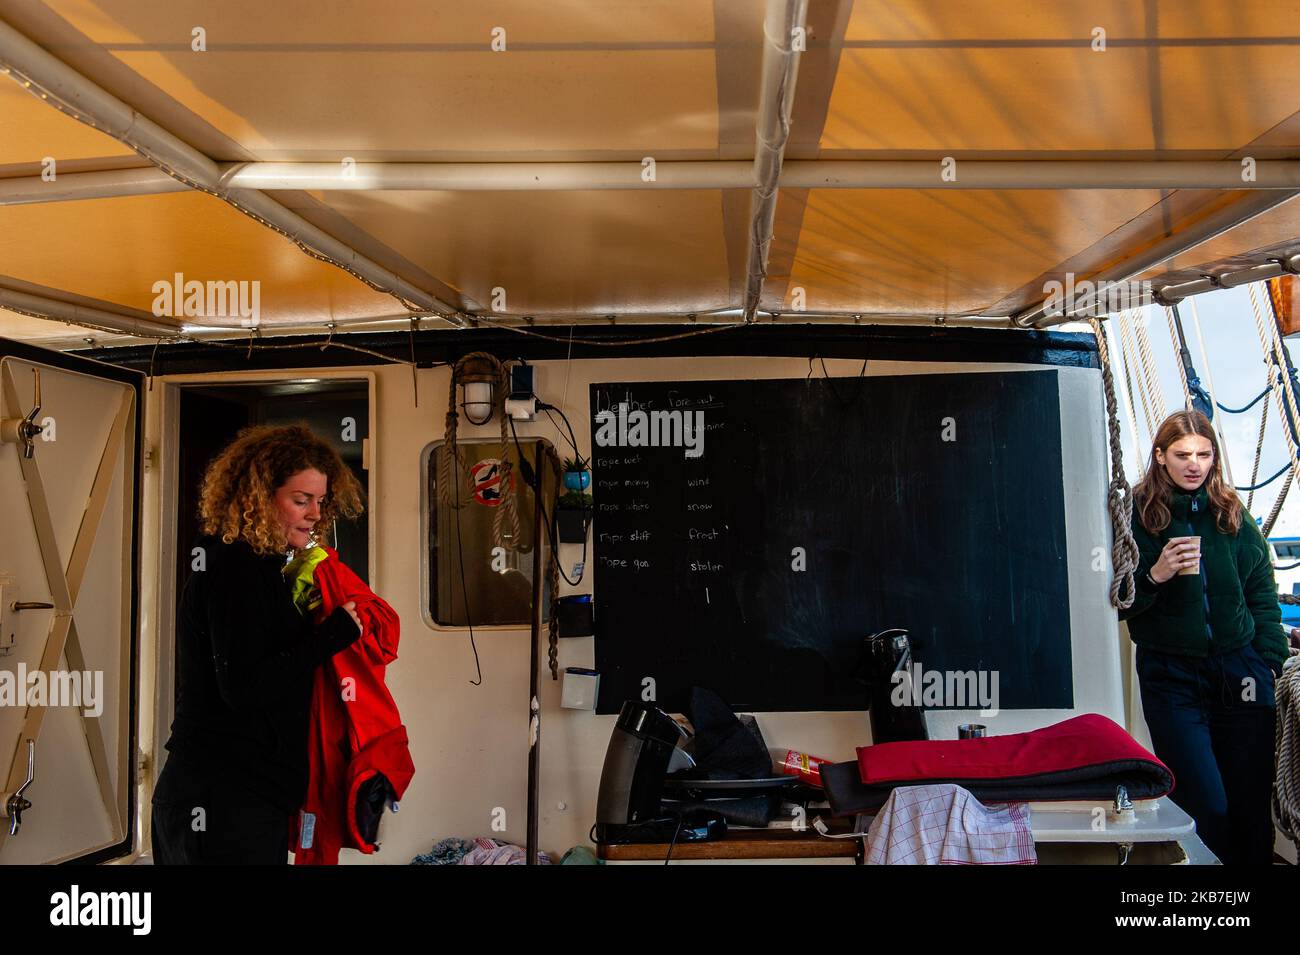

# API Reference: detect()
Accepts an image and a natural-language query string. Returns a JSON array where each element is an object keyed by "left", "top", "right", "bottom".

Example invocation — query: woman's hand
[
  {"left": 340, "top": 600, "right": 362, "bottom": 633},
  {"left": 1150, "top": 537, "right": 1199, "bottom": 584}
]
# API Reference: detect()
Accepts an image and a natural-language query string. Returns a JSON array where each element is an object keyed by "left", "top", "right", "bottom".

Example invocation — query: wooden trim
[{"left": 598, "top": 826, "right": 860, "bottom": 861}]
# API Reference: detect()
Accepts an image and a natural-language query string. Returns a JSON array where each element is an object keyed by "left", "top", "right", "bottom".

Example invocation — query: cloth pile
[
  {"left": 822, "top": 713, "right": 1173, "bottom": 815},
  {"left": 864, "top": 784, "right": 1036, "bottom": 865},
  {"left": 410, "top": 837, "right": 553, "bottom": 865}
]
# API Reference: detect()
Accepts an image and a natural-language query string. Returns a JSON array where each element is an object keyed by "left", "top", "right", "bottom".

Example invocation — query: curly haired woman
[
  {"left": 1120, "top": 410, "right": 1289, "bottom": 865},
  {"left": 151, "top": 424, "right": 367, "bottom": 864}
]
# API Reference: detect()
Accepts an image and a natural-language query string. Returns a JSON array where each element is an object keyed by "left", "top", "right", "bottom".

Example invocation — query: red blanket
[
  {"left": 858, "top": 713, "right": 1168, "bottom": 784},
  {"left": 822, "top": 714, "right": 1172, "bottom": 817},
  {"left": 290, "top": 550, "right": 415, "bottom": 864}
]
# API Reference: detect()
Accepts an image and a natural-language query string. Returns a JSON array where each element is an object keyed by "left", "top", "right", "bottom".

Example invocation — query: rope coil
[
  {"left": 1274, "top": 656, "right": 1300, "bottom": 846},
  {"left": 1090, "top": 317, "right": 1140, "bottom": 609}
]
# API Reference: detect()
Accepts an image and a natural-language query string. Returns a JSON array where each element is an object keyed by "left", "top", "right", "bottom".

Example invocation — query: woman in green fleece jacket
[{"left": 1120, "top": 410, "right": 1289, "bottom": 864}]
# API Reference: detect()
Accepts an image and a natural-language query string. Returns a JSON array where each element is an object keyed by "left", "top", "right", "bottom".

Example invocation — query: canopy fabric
[{"left": 0, "top": 0, "right": 1297, "bottom": 347}]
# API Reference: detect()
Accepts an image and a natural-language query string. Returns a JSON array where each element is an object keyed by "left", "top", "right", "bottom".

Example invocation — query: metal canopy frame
[{"left": 1, "top": 7, "right": 1299, "bottom": 342}]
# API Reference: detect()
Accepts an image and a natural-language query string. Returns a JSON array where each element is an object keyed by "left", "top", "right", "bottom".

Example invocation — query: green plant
[
  {"left": 563, "top": 455, "right": 588, "bottom": 473},
  {"left": 558, "top": 489, "right": 593, "bottom": 509}
]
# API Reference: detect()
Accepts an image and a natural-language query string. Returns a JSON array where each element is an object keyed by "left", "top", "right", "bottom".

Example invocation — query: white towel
[{"left": 865, "top": 784, "right": 1037, "bottom": 865}]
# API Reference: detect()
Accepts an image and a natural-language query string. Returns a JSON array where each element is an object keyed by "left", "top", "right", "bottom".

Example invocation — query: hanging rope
[
  {"left": 1116, "top": 309, "right": 1158, "bottom": 446},
  {"left": 1108, "top": 318, "right": 1147, "bottom": 472},
  {"left": 1249, "top": 283, "right": 1300, "bottom": 539},
  {"left": 1131, "top": 306, "right": 1168, "bottom": 426},
  {"left": 438, "top": 352, "right": 522, "bottom": 555},
  {"left": 1090, "top": 317, "right": 1140, "bottom": 609},
  {"left": 540, "top": 442, "right": 565, "bottom": 681},
  {"left": 1265, "top": 472, "right": 1293, "bottom": 539},
  {"left": 439, "top": 353, "right": 565, "bottom": 675},
  {"left": 1163, "top": 305, "right": 1194, "bottom": 411},
  {"left": 1238, "top": 462, "right": 1290, "bottom": 494},
  {"left": 1274, "top": 657, "right": 1300, "bottom": 848},
  {"left": 1218, "top": 384, "right": 1272, "bottom": 415},
  {"left": 1246, "top": 390, "right": 1269, "bottom": 510}
]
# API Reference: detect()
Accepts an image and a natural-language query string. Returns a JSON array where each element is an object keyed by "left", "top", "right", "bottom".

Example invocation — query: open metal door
[{"left": 0, "top": 340, "right": 141, "bottom": 864}]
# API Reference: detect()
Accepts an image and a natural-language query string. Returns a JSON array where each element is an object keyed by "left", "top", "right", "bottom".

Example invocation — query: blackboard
[{"left": 590, "top": 370, "right": 1072, "bottom": 714}]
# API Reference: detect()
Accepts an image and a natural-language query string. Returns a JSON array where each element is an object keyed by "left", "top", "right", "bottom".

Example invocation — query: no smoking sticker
[{"left": 470, "top": 457, "right": 514, "bottom": 506}]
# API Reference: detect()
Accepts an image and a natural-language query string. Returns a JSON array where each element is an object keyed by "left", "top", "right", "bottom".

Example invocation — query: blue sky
[{"left": 1064, "top": 283, "right": 1297, "bottom": 537}]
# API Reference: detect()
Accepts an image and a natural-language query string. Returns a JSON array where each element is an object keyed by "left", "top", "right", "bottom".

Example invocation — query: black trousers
[
  {"left": 151, "top": 757, "right": 290, "bottom": 865},
  {"left": 1136, "top": 644, "right": 1278, "bottom": 865}
]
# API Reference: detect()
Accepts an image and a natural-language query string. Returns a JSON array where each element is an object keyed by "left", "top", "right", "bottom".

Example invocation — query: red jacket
[{"left": 290, "top": 549, "right": 415, "bottom": 864}]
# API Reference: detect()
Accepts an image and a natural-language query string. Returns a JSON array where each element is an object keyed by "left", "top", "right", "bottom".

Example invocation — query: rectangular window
[{"left": 423, "top": 438, "right": 555, "bottom": 627}]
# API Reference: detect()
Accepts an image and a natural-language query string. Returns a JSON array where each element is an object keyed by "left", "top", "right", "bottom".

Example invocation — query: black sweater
[{"left": 157, "top": 535, "right": 360, "bottom": 813}]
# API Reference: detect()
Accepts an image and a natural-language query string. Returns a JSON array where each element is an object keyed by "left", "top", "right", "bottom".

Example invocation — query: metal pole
[
  {"left": 12, "top": 160, "right": 1300, "bottom": 199},
  {"left": 743, "top": 0, "right": 809, "bottom": 322},
  {"left": 526, "top": 440, "right": 546, "bottom": 865}
]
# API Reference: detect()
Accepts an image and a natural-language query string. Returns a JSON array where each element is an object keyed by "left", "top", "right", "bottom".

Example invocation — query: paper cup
[{"left": 1178, "top": 535, "right": 1202, "bottom": 576}]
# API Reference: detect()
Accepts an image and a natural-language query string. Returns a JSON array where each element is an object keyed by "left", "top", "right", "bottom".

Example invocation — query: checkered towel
[{"left": 865, "top": 784, "right": 1036, "bottom": 865}]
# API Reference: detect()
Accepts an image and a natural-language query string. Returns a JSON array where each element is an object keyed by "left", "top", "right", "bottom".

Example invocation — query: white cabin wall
[
  {"left": 142, "top": 354, "right": 1125, "bottom": 863},
  {"left": 360, "top": 356, "right": 1124, "bottom": 862}
]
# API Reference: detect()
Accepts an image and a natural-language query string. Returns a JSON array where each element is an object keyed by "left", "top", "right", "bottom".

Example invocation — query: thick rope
[
  {"left": 437, "top": 352, "right": 522, "bottom": 554},
  {"left": 1117, "top": 310, "right": 1158, "bottom": 445},
  {"left": 1109, "top": 319, "right": 1147, "bottom": 472},
  {"left": 1249, "top": 284, "right": 1300, "bottom": 531},
  {"left": 1274, "top": 656, "right": 1300, "bottom": 846},
  {"left": 1131, "top": 307, "right": 1168, "bottom": 427},
  {"left": 542, "top": 442, "right": 565, "bottom": 680},
  {"left": 1247, "top": 394, "right": 1269, "bottom": 512},
  {"left": 1264, "top": 471, "right": 1293, "bottom": 539},
  {"left": 1163, "top": 305, "right": 1193, "bottom": 411},
  {"left": 438, "top": 352, "right": 561, "bottom": 662},
  {"left": 1091, "top": 317, "right": 1140, "bottom": 609}
]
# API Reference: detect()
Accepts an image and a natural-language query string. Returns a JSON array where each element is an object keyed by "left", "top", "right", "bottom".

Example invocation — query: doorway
[{"left": 169, "top": 379, "right": 371, "bottom": 715}]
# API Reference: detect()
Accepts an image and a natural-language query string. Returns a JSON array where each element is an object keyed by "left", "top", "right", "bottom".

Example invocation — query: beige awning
[{"left": 1, "top": 0, "right": 1297, "bottom": 347}]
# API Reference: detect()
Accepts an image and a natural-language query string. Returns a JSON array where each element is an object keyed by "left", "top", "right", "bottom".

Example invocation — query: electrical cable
[
  {"left": 468, "top": 316, "right": 747, "bottom": 347},
  {"left": 816, "top": 354, "right": 869, "bottom": 407},
  {"left": 664, "top": 814, "right": 684, "bottom": 866},
  {"left": 507, "top": 415, "right": 586, "bottom": 587},
  {"left": 536, "top": 401, "right": 591, "bottom": 582},
  {"left": 542, "top": 407, "right": 581, "bottom": 457}
]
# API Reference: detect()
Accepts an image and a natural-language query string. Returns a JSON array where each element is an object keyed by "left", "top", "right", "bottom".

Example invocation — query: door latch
[
  {"left": 1, "top": 367, "right": 46, "bottom": 459},
  {"left": 2, "top": 739, "right": 35, "bottom": 836},
  {"left": 0, "top": 577, "right": 53, "bottom": 657}
]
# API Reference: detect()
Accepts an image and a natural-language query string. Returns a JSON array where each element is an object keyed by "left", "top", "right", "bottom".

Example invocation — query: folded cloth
[
  {"left": 823, "top": 713, "right": 1173, "bottom": 816},
  {"left": 865, "top": 784, "right": 1036, "bottom": 865}
]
